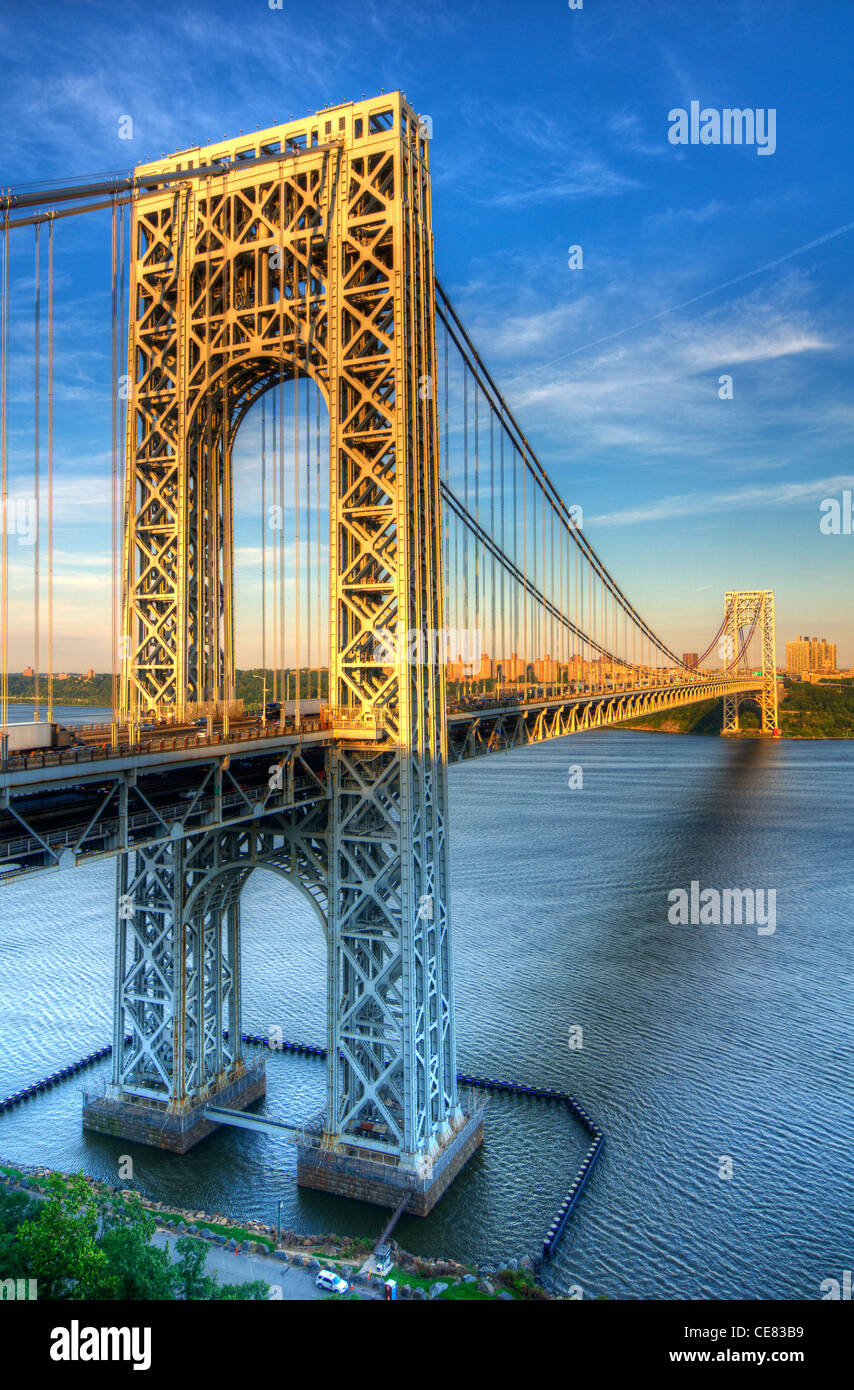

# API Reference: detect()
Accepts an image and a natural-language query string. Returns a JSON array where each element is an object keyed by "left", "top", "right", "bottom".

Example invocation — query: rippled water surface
[{"left": 1, "top": 726, "right": 851, "bottom": 1298}]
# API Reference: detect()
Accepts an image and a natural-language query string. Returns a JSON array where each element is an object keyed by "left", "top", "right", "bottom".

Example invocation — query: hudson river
[{"left": 1, "top": 711, "right": 851, "bottom": 1298}]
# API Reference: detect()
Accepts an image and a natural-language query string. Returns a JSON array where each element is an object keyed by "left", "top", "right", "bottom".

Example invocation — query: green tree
[
  {"left": 216, "top": 1279, "right": 270, "bottom": 1300},
  {"left": 0, "top": 1187, "right": 40, "bottom": 1281},
  {"left": 172, "top": 1235, "right": 220, "bottom": 1300},
  {"left": 13, "top": 1173, "right": 114, "bottom": 1299},
  {"left": 171, "top": 1235, "right": 270, "bottom": 1300},
  {"left": 96, "top": 1196, "right": 176, "bottom": 1300}
]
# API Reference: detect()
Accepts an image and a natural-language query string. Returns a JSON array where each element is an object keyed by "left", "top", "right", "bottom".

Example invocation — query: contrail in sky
[{"left": 513, "top": 217, "right": 854, "bottom": 382}]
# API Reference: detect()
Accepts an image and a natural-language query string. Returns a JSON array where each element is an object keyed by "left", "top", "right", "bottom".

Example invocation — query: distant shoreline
[
  {"left": 6, "top": 697, "right": 108, "bottom": 707},
  {"left": 619, "top": 725, "right": 850, "bottom": 742}
]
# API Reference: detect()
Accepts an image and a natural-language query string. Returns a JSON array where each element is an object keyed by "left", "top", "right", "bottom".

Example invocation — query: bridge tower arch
[
  {"left": 106, "top": 95, "right": 477, "bottom": 1208},
  {"left": 722, "top": 590, "right": 779, "bottom": 734}
]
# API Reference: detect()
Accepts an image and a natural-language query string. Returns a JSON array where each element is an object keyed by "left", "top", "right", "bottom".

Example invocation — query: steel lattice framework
[
  {"left": 116, "top": 94, "right": 459, "bottom": 1170},
  {"left": 722, "top": 590, "right": 778, "bottom": 734}
]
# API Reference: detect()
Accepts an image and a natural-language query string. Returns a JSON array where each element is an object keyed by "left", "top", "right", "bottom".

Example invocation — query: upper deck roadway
[{"left": 0, "top": 674, "right": 763, "bottom": 884}]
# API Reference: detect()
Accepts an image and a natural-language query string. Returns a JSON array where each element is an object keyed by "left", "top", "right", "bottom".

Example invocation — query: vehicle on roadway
[{"left": 315, "top": 1269, "right": 349, "bottom": 1296}]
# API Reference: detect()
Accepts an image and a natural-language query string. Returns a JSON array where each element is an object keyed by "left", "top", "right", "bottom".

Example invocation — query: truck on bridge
[{"left": 0, "top": 723, "right": 74, "bottom": 755}]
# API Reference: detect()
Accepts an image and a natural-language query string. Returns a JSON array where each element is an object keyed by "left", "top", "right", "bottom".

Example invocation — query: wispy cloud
[{"left": 589, "top": 474, "right": 854, "bottom": 527}]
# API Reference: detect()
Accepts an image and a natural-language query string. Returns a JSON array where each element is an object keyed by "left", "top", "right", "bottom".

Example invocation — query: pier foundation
[
  {"left": 82, "top": 1059, "right": 266, "bottom": 1154},
  {"left": 296, "top": 1106, "right": 484, "bottom": 1216}
]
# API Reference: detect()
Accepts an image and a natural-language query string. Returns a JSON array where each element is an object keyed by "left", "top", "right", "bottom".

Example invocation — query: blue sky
[{"left": 1, "top": 0, "right": 852, "bottom": 669}]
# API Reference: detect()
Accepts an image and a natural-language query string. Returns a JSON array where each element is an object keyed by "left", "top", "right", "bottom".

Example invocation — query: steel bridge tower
[
  {"left": 96, "top": 94, "right": 481, "bottom": 1209},
  {"left": 722, "top": 590, "right": 779, "bottom": 734}
]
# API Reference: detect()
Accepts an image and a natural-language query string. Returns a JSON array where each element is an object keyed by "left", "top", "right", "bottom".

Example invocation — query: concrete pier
[
  {"left": 82, "top": 1059, "right": 266, "bottom": 1153},
  {"left": 296, "top": 1107, "right": 484, "bottom": 1216}
]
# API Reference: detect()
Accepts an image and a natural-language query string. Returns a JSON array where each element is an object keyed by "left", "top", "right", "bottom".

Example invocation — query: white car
[{"left": 315, "top": 1269, "right": 349, "bottom": 1296}]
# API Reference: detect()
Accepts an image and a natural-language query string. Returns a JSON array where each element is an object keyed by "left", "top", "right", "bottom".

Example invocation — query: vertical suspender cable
[
  {"left": 553, "top": 505, "right": 559, "bottom": 689},
  {"left": 473, "top": 378, "right": 479, "bottom": 691},
  {"left": 119, "top": 201, "right": 126, "bottom": 715},
  {"left": 261, "top": 393, "right": 267, "bottom": 711},
  {"left": 47, "top": 217, "right": 54, "bottom": 722},
  {"left": 278, "top": 346, "right": 285, "bottom": 715},
  {"left": 499, "top": 413, "right": 504, "bottom": 689},
  {"left": 272, "top": 388, "right": 279, "bottom": 703},
  {"left": 278, "top": 192, "right": 285, "bottom": 720},
  {"left": 512, "top": 446, "right": 518, "bottom": 673},
  {"left": 293, "top": 236, "right": 302, "bottom": 730},
  {"left": 522, "top": 457, "right": 527, "bottom": 687},
  {"left": 202, "top": 179, "right": 214, "bottom": 720},
  {"left": 315, "top": 381, "right": 320, "bottom": 701},
  {"left": 305, "top": 372, "right": 311, "bottom": 707},
  {"left": 304, "top": 364, "right": 311, "bottom": 711},
  {"left": 293, "top": 288, "right": 300, "bottom": 727},
  {"left": 276, "top": 169, "right": 284, "bottom": 717},
  {"left": 443, "top": 316, "right": 449, "bottom": 651},
  {"left": 111, "top": 199, "right": 118, "bottom": 718},
  {"left": 221, "top": 197, "right": 233, "bottom": 714},
  {"left": 531, "top": 483, "right": 537, "bottom": 684},
  {"left": 489, "top": 409, "right": 495, "bottom": 691},
  {"left": 33, "top": 224, "right": 40, "bottom": 719},
  {"left": 462, "top": 364, "right": 468, "bottom": 664},
  {"left": 1, "top": 226, "right": 8, "bottom": 731}
]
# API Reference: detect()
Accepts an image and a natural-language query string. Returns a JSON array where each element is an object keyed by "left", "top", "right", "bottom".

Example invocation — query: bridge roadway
[{"left": 0, "top": 674, "right": 762, "bottom": 884}]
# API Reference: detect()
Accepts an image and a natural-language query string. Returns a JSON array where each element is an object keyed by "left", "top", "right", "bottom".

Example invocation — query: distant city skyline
[{"left": 10, "top": 622, "right": 849, "bottom": 680}]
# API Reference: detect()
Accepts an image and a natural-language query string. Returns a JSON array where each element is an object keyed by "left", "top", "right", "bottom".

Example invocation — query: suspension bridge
[{"left": 0, "top": 93, "right": 778, "bottom": 1213}]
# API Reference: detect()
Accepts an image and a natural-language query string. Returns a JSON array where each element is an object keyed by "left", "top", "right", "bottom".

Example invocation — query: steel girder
[{"left": 0, "top": 743, "right": 324, "bottom": 881}]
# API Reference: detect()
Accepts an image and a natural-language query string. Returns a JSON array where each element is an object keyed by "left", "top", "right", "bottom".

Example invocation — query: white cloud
[{"left": 589, "top": 473, "right": 854, "bottom": 528}]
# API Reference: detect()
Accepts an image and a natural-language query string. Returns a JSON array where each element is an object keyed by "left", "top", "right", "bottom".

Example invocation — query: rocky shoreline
[{"left": 1, "top": 1158, "right": 556, "bottom": 1300}]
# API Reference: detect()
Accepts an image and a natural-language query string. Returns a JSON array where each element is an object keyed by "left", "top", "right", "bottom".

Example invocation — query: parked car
[{"left": 315, "top": 1269, "right": 348, "bottom": 1295}]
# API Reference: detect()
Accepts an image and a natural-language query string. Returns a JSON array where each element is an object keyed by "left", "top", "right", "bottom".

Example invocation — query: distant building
[
  {"left": 811, "top": 638, "right": 836, "bottom": 673},
  {"left": 533, "top": 654, "right": 558, "bottom": 683},
  {"left": 682, "top": 652, "right": 699, "bottom": 669},
  {"left": 22, "top": 665, "right": 33, "bottom": 678},
  {"left": 786, "top": 636, "right": 837, "bottom": 677},
  {"left": 85, "top": 668, "right": 95, "bottom": 679},
  {"left": 785, "top": 637, "right": 809, "bottom": 675}
]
